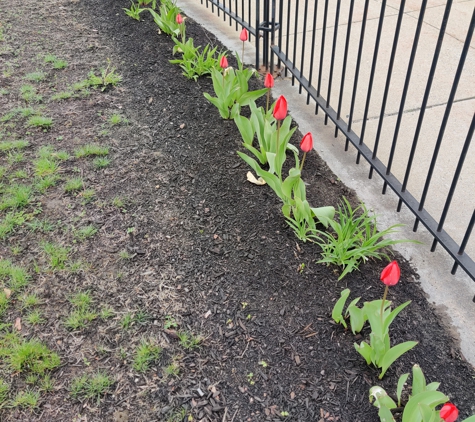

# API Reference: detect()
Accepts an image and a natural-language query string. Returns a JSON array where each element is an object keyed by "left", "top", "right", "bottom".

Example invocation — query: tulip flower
[
  {"left": 220, "top": 55, "right": 228, "bottom": 69},
  {"left": 240, "top": 28, "right": 248, "bottom": 63},
  {"left": 264, "top": 73, "right": 274, "bottom": 112},
  {"left": 380, "top": 261, "right": 400, "bottom": 323},
  {"left": 440, "top": 403, "right": 459, "bottom": 422},
  {"left": 264, "top": 73, "right": 274, "bottom": 88},
  {"left": 381, "top": 261, "right": 400, "bottom": 286},
  {"left": 299, "top": 132, "right": 313, "bottom": 173},
  {"left": 273, "top": 95, "right": 287, "bottom": 120},
  {"left": 176, "top": 13, "right": 183, "bottom": 24}
]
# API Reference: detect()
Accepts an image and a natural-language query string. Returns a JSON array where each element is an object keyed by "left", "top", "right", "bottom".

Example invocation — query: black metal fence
[{"left": 196, "top": 0, "right": 475, "bottom": 286}]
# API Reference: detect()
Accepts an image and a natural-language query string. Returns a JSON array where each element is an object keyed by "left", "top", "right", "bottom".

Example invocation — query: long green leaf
[
  {"left": 379, "top": 341, "right": 418, "bottom": 379},
  {"left": 397, "top": 373, "right": 409, "bottom": 407},
  {"left": 402, "top": 391, "right": 448, "bottom": 422}
]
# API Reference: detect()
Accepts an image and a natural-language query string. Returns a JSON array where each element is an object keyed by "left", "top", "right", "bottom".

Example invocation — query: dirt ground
[{"left": 0, "top": 0, "right": 474, "bottom": 421}]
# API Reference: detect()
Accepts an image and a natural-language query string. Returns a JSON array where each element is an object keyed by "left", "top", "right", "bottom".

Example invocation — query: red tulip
[
  {"left": 264, "top": 73, "right": 274, "bottom": 88},
  {"left": 273, "top": 95, "right": 287, "bottom": 120},
  {"left": 176, "top": 13, "right": 183, "bottom": 24},
  {"left": 440, "top": 403, "right": 459, "bottom": 422},
  {"left": 220, "top": 55, "right": 228, "bottom": 69},
  {"left": 240, "top": 28, "right": 248, "bottom": 42},
  {"left": 380, "top": 261, "right": 400, "bottom": 286},
  {"left": 300, "top": 132, "right": 313, "bottom": 152}
]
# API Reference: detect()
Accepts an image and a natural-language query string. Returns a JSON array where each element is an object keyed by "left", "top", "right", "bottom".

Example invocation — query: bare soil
[{"left": 0, "top": 0, "right": 474, "bottom": 421}]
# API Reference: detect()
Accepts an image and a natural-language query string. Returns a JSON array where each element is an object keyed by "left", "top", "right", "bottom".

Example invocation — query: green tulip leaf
[
  {"left": 355, "top": 341, "right": 373, "bottom": 365},
  {"left": 310, "top": 206, "right": 335, "bottom": 228},
  {"left": 397, "top": 372, "right": 410, "bottom": 407},
  {"left": 425, "top": 382, "right": 440, "bottom": 392},
  {"left": 461, "top": 416, "right": 475, "bottom": 422},
  {"left": 369, "top": 386, "right": 397, "bottom": 410},
  {"left": 418, "top": 403, "right": 437, "bottom": 422},
  {"left": 378, "top": 405, "right": 396, "bottom": 422},
  {"left": 401, "top": 391, "right": 448, "bottom": 422},
  {"left": 412, "top": 364, "right": 427, "bottom": 397},
  {"left": 379, "top": 341, "right": 418, "bottom": 379},
  {"left": 234, "top": 115, "right": 254, "bottom": 145},
  {"left": 332, "top": 290, "right": 350, "bottom": 327},
  {"left": 348, "top": 304, "right": 365, "bottom": 334}
]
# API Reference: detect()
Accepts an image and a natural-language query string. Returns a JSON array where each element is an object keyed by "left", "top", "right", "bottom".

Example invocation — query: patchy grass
[
  {"left": 132, "top": 340, "right": 162, "bottom": 372},
  {"left": 74, "top": 144, "right": 109, "bottom": 158},
  {"left": 69, "top": 372, "right": 113, "bottom": 404}
]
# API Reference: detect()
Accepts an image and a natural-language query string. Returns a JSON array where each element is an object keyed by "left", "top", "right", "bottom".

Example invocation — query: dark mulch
[{"left": 0, "top": 0, "right": 474, "bottom": 421}]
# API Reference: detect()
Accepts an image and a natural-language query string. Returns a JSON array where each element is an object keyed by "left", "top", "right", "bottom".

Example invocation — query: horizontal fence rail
[{"left": 195, "top": 0, "right": 475, "bottom": 289}]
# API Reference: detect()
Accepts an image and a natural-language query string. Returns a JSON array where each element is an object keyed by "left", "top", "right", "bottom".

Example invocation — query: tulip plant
[
  {"left": 332, "top": 261, "right": 418, "bottom": 378},
  {"left": 148, "top": 0, "right": 182, "bottom": 36},
  {"left": 203, "top": 55, "right": 267, "bottom": 119},
  {"left": 370, "top": 364, "right": 475, "bottom": 422}
]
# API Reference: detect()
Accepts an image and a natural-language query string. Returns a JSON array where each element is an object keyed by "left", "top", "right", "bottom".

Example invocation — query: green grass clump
[
  {"left": 0, "top": 291, "right": 9, "bottom": 319},
  {"left": 0, "top": 333, "right": 60, "bottom": 375},
  {"left": 177, "top": 331, "right": 201, "bottom": 350},
  {"left": 35, "top": 175, "right": 60, "bottom": 193},
  {"left": 20, "top": 85, "right": 42, "bottom": 103},
  {"left": 64, "top": 177, "right": 83, "bottom": 193},
  {"left": 86, "top": 61, "right": 122, "bottom": 91},
  {"left": 25, "top": 71, "right": 46, "bottom": 82},
  {"left": 93, "top": 157, "right": 110, "bottom": 168},
  {"left": 27, "top": 115, "right": 53, "bottom": 129},
  {"left": 75, "top": 225, "right": 97, "bottom": 241},
  {"left": 0, "top": 184, "right": 33, "bottom": 211},
  {"left": 51, "top": 91, "right": 73, "bottom": 101},
  {"left": 0, "top": 211, "right": 26, "bottom": 239},
  {"left": 0, "top": 139, "right": 29, "bottom": 152},
  {"left": 70, "top": 372, "right": 113, "bottom": 403},
  {"left": 11, "top": 390, "right": 40, "bottom": 409},
  {"left": 133, "top": 340, "right": 162, "bottom": 372},
  {"left": 74, "top": 144, "right": 109, "bottom": 158},
  {"left": 42, "top": 242, "right": 70, "bottom": 270},
  {"left": 109, "top": 113, "right": 128, "bottom": 125},
  {"left": 34, "top": 157, "right": 59, "bottom": 177},
  {"left": 26, "top": 310, "right": 45, "bottom": 326},
  {"left": 65, "top": 291, "right": 97, "bottom": 330},
  {"left": 0, "top": 378, "right": 9, "bottom": 406},
  {"left": 52, "top": 59, "right": 68, "bottom": 69}
]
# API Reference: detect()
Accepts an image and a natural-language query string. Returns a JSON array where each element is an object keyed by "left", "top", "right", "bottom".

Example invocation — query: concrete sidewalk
[{"left": 176, "top": 0, "right": 475, "bottom": 368}]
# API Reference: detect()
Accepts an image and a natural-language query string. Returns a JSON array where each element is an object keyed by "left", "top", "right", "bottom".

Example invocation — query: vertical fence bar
[
  {"left": 346, "top": 0, "right": 370, "bottom": 151},
  {"left": 416, "top": 7, "right": 475, "bottom": 232},
  {"left": 277, "top": 0, "right": 283, "bottom": 69},
  {"left": 431, "top": 113, "right": 475, "bottom": 251},
  {"left": 358, "top": 0, "right": 386, "bottom": 162},
  {"left": 256, "top": 0, "right": 260, "bottom": 68},
  {"left": 285, "top": 0, "right": 291, "bottom": 76},
  {"left": 248, "top": 0, "right": 251, "bottom": 40},
  {"left": 306, "top": 0, "right": 318, "bottom": 105},
  {"left": 452, "top": 210, "right": 475, "bottom": 275},
  {"left": 398, "top": 0, "right": 453, "bottom": 213},
  {"left": 235, "top": 0, "right": 238, "bottom": 29},
  {"left": 316, "top": 0, "right": 329, "bottom": 114},
  {"left": 270, "top": 0, "right": 276, "bottom": 75},
  {"left": 299, "top": 0, "right": 309, "bottom": 93},
  {"left": 335, "top": 0, "right": 354, "bottom": 137},
  {"left": 263, "top": 0, "right": 270, "bottom": 69},
  {"left": 324, "top": 0, "right": 341, "bottom": 125},
  {"left": 291, "top": 0, "right": 299, "bottom": 85},
  {"left": 369, "top": 0, "right": 405, "bottom": 179}
]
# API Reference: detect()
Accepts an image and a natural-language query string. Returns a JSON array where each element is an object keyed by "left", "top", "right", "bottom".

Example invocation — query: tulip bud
[
  {"left": 264, "top": 73, "right": 274, "bottom": 88},
  {"left": 300, "top": 132, "right": 313, "bottom": 152},
  {"left": 220, "top": 55, "right": 228, "bottom": 69},
  {"left": 240, "top": 28, "right": 248, "bottom": 42},
  {"left": 176, "top": 13, "right": 183, "bottom": 24},
  {"left": 273, "top": 95, "right": 287, "bottom": 120},
  {"left": 440, "top": 403, "right": 459, "bottom": 422},
  {"left": 380, "top": 261, "right": 400, "bottom": 286}
]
